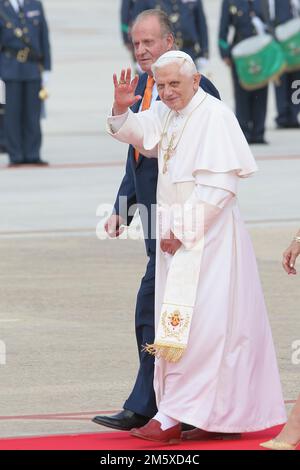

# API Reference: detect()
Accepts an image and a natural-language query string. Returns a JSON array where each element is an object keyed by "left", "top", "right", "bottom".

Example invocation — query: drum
[
  {"left": 232, "top": 34, "right": 286, "bottom": 90},
  {"left": 276, "top": 18, "right": 300, "bottom": 72}
]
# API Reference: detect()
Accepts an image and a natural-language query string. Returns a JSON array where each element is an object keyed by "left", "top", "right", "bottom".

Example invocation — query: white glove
[
  {"left": 195, "top": 57, "right": 209, "bottom": 73},
  {"left": 291, "top": 0, "right": 300, "bottom": 17},
  {"left": 42, "top": 71, "right": 51, "bottom": 88},
  {"left": 0, "top": 79, "right": 6, "bottom": 105},
  {"left": 251, "top": 16, "right": 267, "bottom": 35}
]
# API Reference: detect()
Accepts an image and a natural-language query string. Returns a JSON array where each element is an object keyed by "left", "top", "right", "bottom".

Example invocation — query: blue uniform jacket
[
  {"left": 219, "top": 0, "right": 266, "bottom": 59},
  {"left": 261, "top": 0, "right": 297, "bottom": 29},
  {"left": 113, "top": 73, "right": 221, "bottom": 257},
  {"left": 121, "top": 0, "right": 137, "bottom": 45},
  {"left": 132, "top": 0, "right": 209, "bottom": 59},
  {"left": 0, "top": 0, "right": 51, "bottom": 80}
]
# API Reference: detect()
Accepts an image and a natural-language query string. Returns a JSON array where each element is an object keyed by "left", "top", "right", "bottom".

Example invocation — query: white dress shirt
[
  {"left": 268, "top": 0, "right": 276, "bottom": 21},
  {"left": 9, "top": 0, "right": 24, "bottom": 13}
]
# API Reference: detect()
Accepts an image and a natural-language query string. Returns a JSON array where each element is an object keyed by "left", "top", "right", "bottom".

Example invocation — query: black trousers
[
  {"left": 4, "top": 80, "right": 42, "bottom": 163},
  {"left": 232, "top": 65, "right": 268, "bottom": 142},
  {"left": 274, "top": 70, "right": 300, "bottom": 126},
  {"left": 123, "top": 254, "right": 157, "bottom": 418},
  {"left": 0, "top": 103, "right": 6, "bottom": 150}
]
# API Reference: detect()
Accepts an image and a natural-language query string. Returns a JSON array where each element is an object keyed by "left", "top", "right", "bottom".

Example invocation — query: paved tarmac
[{"left": 0, "top": 0, "right": 299, "bottom": 438}]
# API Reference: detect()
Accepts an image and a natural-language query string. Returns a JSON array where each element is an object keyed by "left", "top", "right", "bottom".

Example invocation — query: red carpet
[{"left": 0, "top": 425, "right": 296, "bottom": 450}]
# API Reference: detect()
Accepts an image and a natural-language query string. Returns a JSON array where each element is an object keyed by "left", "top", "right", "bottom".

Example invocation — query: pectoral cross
[{"left": 162, "top": 134, "right": 175, "bottom": 174}]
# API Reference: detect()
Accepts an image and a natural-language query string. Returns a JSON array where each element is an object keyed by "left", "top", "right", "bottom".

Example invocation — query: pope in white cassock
[{"left": 107, "top": 51, "right": 287, "bottom": 443}]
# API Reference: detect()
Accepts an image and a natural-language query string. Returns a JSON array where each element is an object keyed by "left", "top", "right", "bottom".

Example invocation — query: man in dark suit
[
  {"left": 0, "top": 0, "right": 51, "bottom": 166},
  {"left": 262, "top": 0, "right": 300, "bottom": 128},
  {"left": 92, "top": 9, "right": 220, "bottom": 432},
  {"left": 219, "top": 0, "right": 268, "bottom": 144}
]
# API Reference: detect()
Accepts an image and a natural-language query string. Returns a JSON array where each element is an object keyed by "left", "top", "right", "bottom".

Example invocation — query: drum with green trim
[
  {"left": 276, "top": 18, "right": 300, "bottom": 72},
  {"left": 232, "top": 34, "right": 286, "bottom": 90}
]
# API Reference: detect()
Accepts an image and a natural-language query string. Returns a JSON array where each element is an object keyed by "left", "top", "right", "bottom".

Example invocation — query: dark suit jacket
[{"left": 114, "top": 73, "right": 221, "bottom": 257}]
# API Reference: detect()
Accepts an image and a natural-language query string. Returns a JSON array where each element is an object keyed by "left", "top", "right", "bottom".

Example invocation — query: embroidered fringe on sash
[{"left": 144, "top": 236, "right": 204, "bottom": 363}]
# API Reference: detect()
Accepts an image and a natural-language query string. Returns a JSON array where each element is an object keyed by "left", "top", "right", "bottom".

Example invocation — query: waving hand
[{"left": 113, "top": 68, "right": 142, "bottom": 115}]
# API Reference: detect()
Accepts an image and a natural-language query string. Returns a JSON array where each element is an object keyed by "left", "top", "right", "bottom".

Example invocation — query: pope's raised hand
[{"left": 113, "top": 68, "right": 142, "bottom": 115}]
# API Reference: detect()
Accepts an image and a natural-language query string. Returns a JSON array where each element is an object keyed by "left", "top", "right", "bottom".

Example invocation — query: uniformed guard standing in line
[
  {"left": 261, "top": 0, "right": 300, "bottom": 128},
  {"left": 0, "top": 0, "right": 51, "bottom": 167},
  {"left": 121, "top": 0, "right": 143, "bottom": 73},
  {"left": 121, "top": 0, "right": 137, "bottom": 51},
  {"left": 132, "top": 0, "right": 209, "bottom": 71},
  {"left": 219, "top": 0, "right": 269, "bottom": 144},
  {"left": 0, "top": 102, "right": 6, "bottom": 153},
  {"left": 0, "top": 77, "right": 7, "bottom": 153}
]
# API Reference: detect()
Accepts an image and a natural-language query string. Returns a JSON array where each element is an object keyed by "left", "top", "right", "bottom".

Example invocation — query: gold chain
[{"left": 160, "top": 93, "right": 207, "bottom": 174}]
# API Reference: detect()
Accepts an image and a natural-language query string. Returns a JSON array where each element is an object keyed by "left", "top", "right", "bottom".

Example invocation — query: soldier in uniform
[
  {"left": 0, "top": 0, "right": 51, "bottom": 166},
  {"left": 0, "top": 76, "right": 7, "bottom": 153},
  {"left": 121, "top": 0, "right": 137, "bottom": 50},
  {"left": 132, "top": 0, "right": 209, "bottom": 71},
  {"left": 219, "top": 0, "right": 268, "bottom": 144},
  {"left": 262, "top": 0, "right": 300, "bottom": 128},
  {"left": 0, "top": 102, "right": 6, "bottom": 153},
  {"left": 121, "top": 0, "right": 143, "bottom": 73}
]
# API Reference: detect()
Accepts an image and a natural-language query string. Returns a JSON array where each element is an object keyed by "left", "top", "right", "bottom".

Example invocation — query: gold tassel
[
  {"left": 39, "top": 88, "right": 49, "bottom": 101},
  {"left": 142, "top": 343, "right": 185, "bottom": 363}
]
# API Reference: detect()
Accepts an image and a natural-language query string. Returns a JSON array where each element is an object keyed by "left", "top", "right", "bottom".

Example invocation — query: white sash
[{"left": 153, "top": 236, "right": 204, "bottom": 362}]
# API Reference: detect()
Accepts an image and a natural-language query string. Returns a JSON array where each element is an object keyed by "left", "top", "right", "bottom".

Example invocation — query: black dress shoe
[
  {"left": 249, "top": 138, "right": 268, "bottom": 145},
  {"left": 25, "top": 159, "right": 49, "bottom": 166},
  {"left": 8, "top": 162, "right": 24, "bottom": 168},
  {"left": 92, "top": 409, "right": 150, "bottom": 431},
  {"left": 276, "top": 122, "right": 300, "bottom": 129}
]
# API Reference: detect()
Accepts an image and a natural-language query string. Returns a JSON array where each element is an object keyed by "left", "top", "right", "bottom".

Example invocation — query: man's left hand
[{"left": 160, "top": 231, "right": 182, "bottom": 255}]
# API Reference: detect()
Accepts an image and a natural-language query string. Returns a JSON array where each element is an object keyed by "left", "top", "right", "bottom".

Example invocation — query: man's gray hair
[
  {"left": 152, "top": 54, "right": 197, "bottom": 78},
  {"left": 132, "top": 9, "right": 175, "bottom": 39}
]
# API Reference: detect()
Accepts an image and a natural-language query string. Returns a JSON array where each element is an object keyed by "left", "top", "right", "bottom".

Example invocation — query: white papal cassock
[{"left": 107, "top": 87, "right": 287, "bottom": 432}]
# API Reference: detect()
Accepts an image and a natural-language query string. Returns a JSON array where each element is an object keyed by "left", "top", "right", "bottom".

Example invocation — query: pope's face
[
  {"left": 155, "top": 63, "right": 200, "bottom": 111},
  {"left": 131, "top": 17, "right": 174, "bottom": 74}
]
